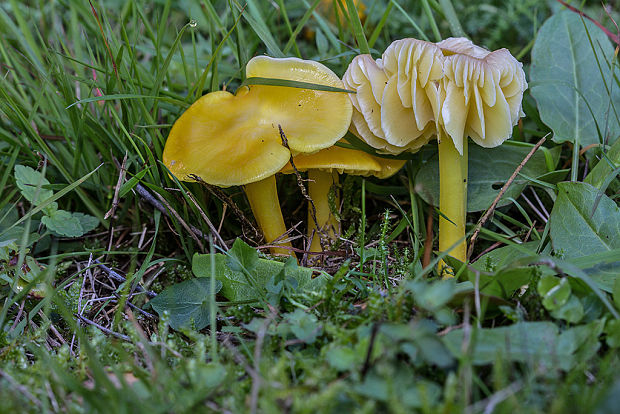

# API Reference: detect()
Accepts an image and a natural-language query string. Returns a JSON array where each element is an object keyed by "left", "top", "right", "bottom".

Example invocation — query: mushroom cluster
[
  {"left": 163, "top": 56, "right": 352, "bottom": 256},
  {"left": 343, "top": 37, "right": 527, "bottom": 269}
]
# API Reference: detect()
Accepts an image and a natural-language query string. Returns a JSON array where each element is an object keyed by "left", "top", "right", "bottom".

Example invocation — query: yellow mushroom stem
[
  {"left": 438, "top": 131, "right": 468, "bottom": 275},
  {"left": 244, "top": 176, "right": 293, "bottom": 257},
  {"left": 307, "top": 169, "right": 340, "bottom": 253}
]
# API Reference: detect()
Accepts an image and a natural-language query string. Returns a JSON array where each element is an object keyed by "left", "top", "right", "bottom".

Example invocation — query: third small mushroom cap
[
  {"left": 280, "top": 141, "right": 405, "bottom": 253},
  {"left": 163, "top": 56, "right": 352, "bottom": 255}
]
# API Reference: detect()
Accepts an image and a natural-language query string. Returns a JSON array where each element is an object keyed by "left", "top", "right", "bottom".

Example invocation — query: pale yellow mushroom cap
[
  {"left": 343, "top": 40, "right": 444, "bottom": 154},
  {"left": 342, "top": 55, "right": 389, "bottom": 148},
  {"left": 162, "top": 56, "right": 352, "bottom": 186},
  {"left": 437, "top": 37, "right": 527, "bottom": 155},
  {"left": 377, "top": 38, "right": 443, "bottom": 148}
]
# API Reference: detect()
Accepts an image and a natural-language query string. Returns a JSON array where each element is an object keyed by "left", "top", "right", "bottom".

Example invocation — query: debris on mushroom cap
[
  {"left": 279, "top": 141, "right": 406, "bottom": 178},
  {"left": 437, "top": 37, "right": 527, "bottom": 155},
  {"left": 162, "top": 56, "right": 352, "bottom": 186}
]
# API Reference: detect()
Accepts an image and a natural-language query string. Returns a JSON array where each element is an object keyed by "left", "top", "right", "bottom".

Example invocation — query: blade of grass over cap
[{"left": 240, "top": 77, "right": 355, "bottom": 93}]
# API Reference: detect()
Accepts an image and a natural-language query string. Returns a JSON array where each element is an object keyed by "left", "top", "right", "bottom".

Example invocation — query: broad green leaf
[
  {"left": 550, "top": 295, "right": 584, "bottom": 323},
  {"left": 326, "top": 346, "right": 359, "bottom": 371},
  {"left": 443, "top": 322, "right": 561, "bottom": 366},
  {"left": 549, "top": 182, "right": 620, "bottom": 289},
  {"left": 14, "top": 165, "right": 54, "bottom": 205},
  {"left": 614, "top": 277, "right": 620, "bottom": 311},
  {"left": 446, "top": 253, "right": 536, "bottom": 300},
  {"left": 405, "top": 279, "right": 458, "bottom": 311},
  {"left": 193, "top": 252, "right": 329, "bottom": 302},
  {"left": 380, "top": 321, "right": 454, "bottom": 368},
  {"left": 226, "top": 238, "right": 258, "bottom": 274},
  {"left": 472, "top": 242, "right": 539, "bottom": 273},
  {"left": 352, "top": 368, "right": 441, "bottom": 409},
  {"left": 42, "top": 209, "right": 84, "bottom": 237},
  {"left": 538, "top": 275, "right": 571, "bottom": 311},
  {"left": 72, "top": 212, "right": 99, "bottom": 234},
  {"left": 149, "top": 278, "right": 222, "bottom": 331},
  {"left": 584, "top": 138, "right": 620, "bottom": 189},
  {"left": 556, "top": 320, "right": 604, "bottom": 368},
  {"left": 0, "top": 206, "right": 23, "bottom": 244},
  {"left": 530, "top": 10, "right": 620, "bottom": 147},
  {"left": 415, "top": 142, "right": 559, "bottom": 212},
  {"left": 282, "top": 309, "right": 321, "bottom": 344},
  {"left": 605, "top": 319, "right": 620, "bottom": 348}
]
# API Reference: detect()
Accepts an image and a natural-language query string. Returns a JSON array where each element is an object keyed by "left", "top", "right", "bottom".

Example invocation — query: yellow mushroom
[
  {"left": 342, "top": 37, "right": 526, "bottom": 274},
  {"left": 163, "top": 56, "right": 352, "bottom": 256},
  {"left": 280, "top": 141, "right": 405, "bottom": 253},
  {"left": 436, "top": 37, "right": 527, "bottom": 265}
]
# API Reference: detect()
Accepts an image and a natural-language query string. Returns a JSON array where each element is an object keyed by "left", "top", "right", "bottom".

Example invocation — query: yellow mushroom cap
[
  {"left": 280, "top": 141, "right": 405, "bottom": 178},
  {"left": 162, "top": 56, "right": 352, "bottom": 186},
  {"left": 437, "top": 37, "right": 527, "bottom": 155}
]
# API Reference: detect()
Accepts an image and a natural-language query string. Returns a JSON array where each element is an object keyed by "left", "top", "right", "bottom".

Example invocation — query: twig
[
  {"left": 360, "top": 322, "right": 381, "bottom": 379},
  {"left": 278, "top": 125, "right": 328, "bottom": 250},
  {"left": 74, "top": 314, "right": 131, "bottom": 341},
  {"left": 422, "top": 204, "right": 434, "bottom": 268},
  {"left": 105, "top": 153, "right": 128, "bottom": 262},
  {"left": 94, "top": 260, "right": 156, "bottom": 298},
  {"left": 105, "top": 151, "right": 127, "bottom": 220},
  {"left": 183, "top": 187, "right": 229, "bottom": 251},
  {"left": 467, "top": 135, "right": 547, "bottom": 260},
  {"left": 465, "top": 381, "right": 523, "bottom": 414},
  {"left": 191, "top": 176, "right": 261, "bottom": 241},
  {"left": 135, "top": 183, "right": 207, "bottom": 240},
  {"left": 153, "top": 189, "right": 205, "bottom": 252},
  {"left": 529, "top": 187, "right": 549, "bottom": 221}
]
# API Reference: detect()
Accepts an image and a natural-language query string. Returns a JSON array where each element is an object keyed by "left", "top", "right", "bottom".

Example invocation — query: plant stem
[
  {"left": 307, "top": 169, "right": 340, "bottom": 252},
  {"left": 244, "top": 176, "right": 293, "bottom": 256},
  {"left": 438, "top": 131, "right": 467, "bottom": 267}
]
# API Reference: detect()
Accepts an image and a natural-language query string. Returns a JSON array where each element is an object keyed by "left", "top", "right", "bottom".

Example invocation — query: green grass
[{"left": 1, "top": 0, "right": 620, "bottom": 413}]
